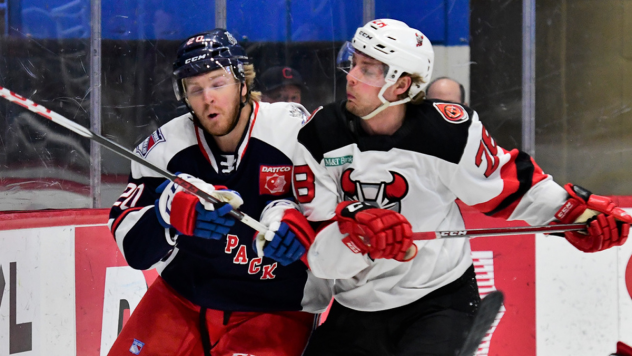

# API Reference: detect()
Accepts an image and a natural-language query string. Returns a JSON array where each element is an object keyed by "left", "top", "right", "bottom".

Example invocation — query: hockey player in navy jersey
[
  {"left": 107, "top": 29, "right": 331, "bottom": 356},
  {"left": 261, "top": 19, "right": 632, "bottom": 355}
]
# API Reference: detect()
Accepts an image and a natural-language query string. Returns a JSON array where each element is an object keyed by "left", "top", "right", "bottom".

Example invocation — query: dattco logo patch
[
  {"left": 433, "top": 103, "right": 469, "bottom": 124},
  {"left": 259, "top": 165, "right": 292, "bottom": 195}
]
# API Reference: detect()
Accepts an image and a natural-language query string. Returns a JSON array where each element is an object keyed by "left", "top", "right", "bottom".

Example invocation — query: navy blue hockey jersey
[{"left": 108, "top": 101, "right": 331, "bottom": 312}]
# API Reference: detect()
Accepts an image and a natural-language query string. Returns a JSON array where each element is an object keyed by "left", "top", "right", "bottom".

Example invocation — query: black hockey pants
[{"left": 302, "top": 265, "right": 481, "bottom": 356}]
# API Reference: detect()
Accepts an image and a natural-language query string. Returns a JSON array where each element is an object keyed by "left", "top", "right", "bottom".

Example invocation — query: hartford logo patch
[
  {"left": 135, "top": 129, "right": 165, "bottom": 158},
  {"left": 260, "top": 165, "right": 292, "bottom": 195},
  {"left": 433, "top": 103, "right": 469, "bottom": 124}
]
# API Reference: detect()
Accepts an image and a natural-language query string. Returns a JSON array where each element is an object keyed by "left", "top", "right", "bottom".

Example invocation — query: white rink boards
[{"left": 1, "top": 208, "right": 631, "bottom": 355}]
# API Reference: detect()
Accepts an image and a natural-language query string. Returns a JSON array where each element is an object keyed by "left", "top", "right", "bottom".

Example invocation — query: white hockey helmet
[{"left": 344, "top": 19, "right": 434, "bottom": 119}]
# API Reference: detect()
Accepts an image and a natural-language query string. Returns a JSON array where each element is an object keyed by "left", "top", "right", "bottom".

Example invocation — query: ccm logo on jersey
[
  {"left": 433, "top": 103, "right": 469, "bottom": 124},
  {"left": 260, "top": 165, "right": 292, "bottom": 195},
  {"left": 135, "top": 128, "right": 165, "bottom": 158}
]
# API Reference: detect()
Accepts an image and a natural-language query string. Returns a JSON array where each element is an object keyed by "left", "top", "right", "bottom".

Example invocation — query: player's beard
[
  {"left": 346, "top": 99, "right": 382, "bottom": 118},
  {"left": 199, "top": 88, "right": 243, "bottom": 137},
  {"left": 345, "top": 84, "right": 383, "bottom": 118}
]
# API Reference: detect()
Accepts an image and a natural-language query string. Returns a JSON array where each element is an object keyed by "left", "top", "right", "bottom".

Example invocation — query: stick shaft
[
  {"left": 0, "top": 86, "right": 268, "bottom": 233},
  {"left": 412, "top": 223, "right": 585, "bottom": 240}
]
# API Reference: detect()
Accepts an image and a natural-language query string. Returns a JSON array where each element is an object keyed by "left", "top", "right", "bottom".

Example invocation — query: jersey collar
[{"left": 195, "top": 101, "right": 260, "bottom": 173}]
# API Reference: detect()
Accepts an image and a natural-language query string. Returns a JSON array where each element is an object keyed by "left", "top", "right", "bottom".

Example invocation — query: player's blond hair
[
  {"left": 243, "top": 64, "right": 261, "bottom": 103},
  {"left": 399, "top": 73, "right": 426, "bottom": 105}
]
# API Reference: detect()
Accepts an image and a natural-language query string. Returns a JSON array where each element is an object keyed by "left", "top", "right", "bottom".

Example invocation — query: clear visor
[
  {"left": 181, "top": 65, "right": 241, "bottom": 100},
  {"left": 336, "top": 41, "right": 388, "bottom": 88}
]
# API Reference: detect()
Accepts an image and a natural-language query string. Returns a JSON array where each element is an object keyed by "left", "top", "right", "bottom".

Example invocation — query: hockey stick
[
  {"left": 0, "top": 86, "right": 268, "bottom": 233},
  {"left": 396, "top": 223, "right": 586, "bottom": 260},
  {"left": 457, "top": 290, "right": 504, "bottom": 356},
  {"left": 412, "top": 223, "right": 586, "bottom": 240}
]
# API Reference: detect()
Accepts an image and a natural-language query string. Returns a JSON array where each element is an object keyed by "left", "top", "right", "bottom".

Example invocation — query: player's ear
[{"left": 393, "top": 76, "right": 412, "bottom": 96}]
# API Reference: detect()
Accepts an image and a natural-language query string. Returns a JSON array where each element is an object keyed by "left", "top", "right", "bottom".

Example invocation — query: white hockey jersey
[{"left": 292, "top": 100, "right": 567, "bottom": 311}]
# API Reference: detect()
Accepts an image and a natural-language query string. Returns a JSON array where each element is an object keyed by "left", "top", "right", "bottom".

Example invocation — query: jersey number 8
[{"left": 293, "top": 165, "right": 315, "bottom": 203}]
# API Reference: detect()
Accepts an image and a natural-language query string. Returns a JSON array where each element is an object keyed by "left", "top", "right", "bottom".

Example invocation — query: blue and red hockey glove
[
  {"left": 155, "top": 173, "right": 243, "bottom": 241},
  {"left": 254, "top": 200, "right": 315, "bottom": 267}
]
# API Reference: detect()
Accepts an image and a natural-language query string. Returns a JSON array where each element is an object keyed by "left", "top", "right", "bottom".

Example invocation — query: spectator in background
[
  {"left": 426, "top": 76, "right": 467, "bottom": 105},
  {"left": 260, "top": 66, "right": 305, "bottom": 104}
]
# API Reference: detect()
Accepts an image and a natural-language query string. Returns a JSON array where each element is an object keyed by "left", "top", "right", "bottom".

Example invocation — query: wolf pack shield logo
[
  {"left": 341, "top": 168, "right": 409, "bottom": 212},
  {"left": 260, "top": 165, "right": 292, "bottom": 196},
  {"left": 134, "top": 128, "right": 165, "bottom": 158}
]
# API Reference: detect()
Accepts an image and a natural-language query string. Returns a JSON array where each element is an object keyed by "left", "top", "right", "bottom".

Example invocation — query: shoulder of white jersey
[
  {"left": 131, "top": 113, "right": 197, "bottom": 178},
  {"left": 426, "top": 100, "right": 473, "bottom": 125},
  {"left": 296, "top": 101, "right": 351, "bottom": 163},
  {"left": 251, "top": 101, "right": 309, "bottom": 159},
  {"left": 256, "top": 101, "right": 312, "bottom": 126}
]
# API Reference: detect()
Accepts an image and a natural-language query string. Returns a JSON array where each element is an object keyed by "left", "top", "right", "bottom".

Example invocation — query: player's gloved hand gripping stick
[
  {"left": 0, "top": 86, "right": 269, "bottom": 234},
  {"left": 254, "top": 200, "right": 316, "bottom": 267},
  {"left": 552, "top": 183, "right": 631, "bottom": 252},
  {"left": 336, "top": 201, "right": 418, "bottom": 261},
  {"left": 155, "top": 173, "right": 244, "bottom": 240}
]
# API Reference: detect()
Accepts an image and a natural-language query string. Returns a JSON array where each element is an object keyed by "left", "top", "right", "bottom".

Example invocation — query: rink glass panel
[
  {"left": 0, "top": 0, "right": 630, "bottom": 212},
  {"left": 471, "top": 0, "right": 632, "bottom": 196}
]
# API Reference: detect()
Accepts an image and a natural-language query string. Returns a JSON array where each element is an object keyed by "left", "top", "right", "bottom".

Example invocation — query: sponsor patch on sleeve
[
  {"left": 134, "top": 128, "right": 165, "bottom": 158},
  {"left": 433, "top": 103, "right": 469, "bottom": 124}
]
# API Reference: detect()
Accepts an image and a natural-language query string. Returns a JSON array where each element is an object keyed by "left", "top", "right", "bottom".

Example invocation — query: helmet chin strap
[{"left": 360, "top": 81, "right": 411, "bottom": 120}]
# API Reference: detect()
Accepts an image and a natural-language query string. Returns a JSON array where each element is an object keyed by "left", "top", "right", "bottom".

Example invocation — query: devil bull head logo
[{"left": 340, "top": 168, "right": 409, "bottom": 212}]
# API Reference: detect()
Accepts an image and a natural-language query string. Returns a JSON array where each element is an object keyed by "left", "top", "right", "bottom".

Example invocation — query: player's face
[
  {"left": 184, "top": 69, "right": 245, "bottom": 136},
  {"left": 261, "top": 85, "right": 302, "bottom": 104},
  {"left": 345, "top": 53, "right": 387, "bottom": 117}
]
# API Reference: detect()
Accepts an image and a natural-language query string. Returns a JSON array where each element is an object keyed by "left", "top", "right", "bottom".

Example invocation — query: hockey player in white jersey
[{"left": 259, "top": 19, "right": 632, "bottom": 355}]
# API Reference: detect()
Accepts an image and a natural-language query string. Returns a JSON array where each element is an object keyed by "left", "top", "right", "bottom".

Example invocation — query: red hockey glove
[
  {"left": 335, "top": 201, "right": 417, "bottom": 261},
  {"left": 613, "top": 342, "right": 632, "bottom": 356},
  {"left": 554, "top": 183, "right": 632, "bottom": 253}
]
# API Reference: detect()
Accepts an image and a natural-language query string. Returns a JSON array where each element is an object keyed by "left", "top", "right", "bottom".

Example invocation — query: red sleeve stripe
[
  {"left": 111, "top": 207, "right": 144, "bottom": 236},
  {"left": 195, "top": 126, "right": 212, "bottom": 164},
  {"left": 472, "top": 150, "right": 548, "bottom": 218},
  {"left": 239, "top": 100, "right": 260, "bottom": 161}
]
